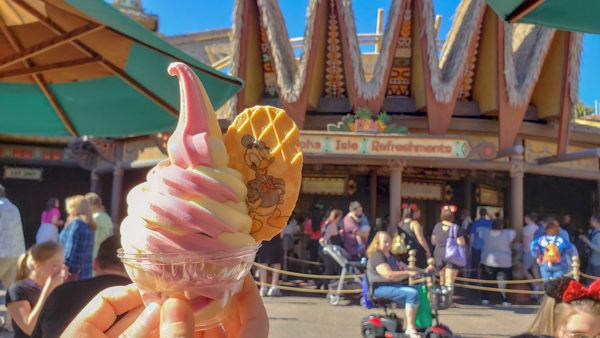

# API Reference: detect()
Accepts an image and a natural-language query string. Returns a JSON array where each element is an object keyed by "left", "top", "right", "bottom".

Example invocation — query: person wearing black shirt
[
  {"left": 6, "top": 241, "right": 65, "bottom": 338},
  {"left": 31, "top": 235, "right": 130, "bottom": 338}
]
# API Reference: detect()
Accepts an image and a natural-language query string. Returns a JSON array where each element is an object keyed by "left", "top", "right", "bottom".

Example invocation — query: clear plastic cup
[{"left": 118, "top": 244, "right": 260, "bottom": 330}]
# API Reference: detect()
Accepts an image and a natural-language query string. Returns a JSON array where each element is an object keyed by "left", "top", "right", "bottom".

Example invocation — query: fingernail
[
  {"left": 163, "top": 299, "right": 188, "bottom": 323},
  {"left": 139, "top": 302, "right": 160, "bottom": 328}
]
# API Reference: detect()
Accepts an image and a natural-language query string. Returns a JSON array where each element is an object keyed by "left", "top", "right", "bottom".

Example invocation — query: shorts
[{"left": 436, "top": 260, "right": 462, "bottom": 270}]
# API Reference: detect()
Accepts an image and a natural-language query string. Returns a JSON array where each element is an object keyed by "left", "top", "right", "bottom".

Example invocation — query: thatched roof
[{"left": 221, "top": 0, "right": 582, "bottom": 121}]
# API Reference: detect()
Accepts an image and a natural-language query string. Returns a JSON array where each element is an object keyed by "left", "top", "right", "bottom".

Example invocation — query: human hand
[
  {"left": 61, "top": 277, "right": 268, "bottom": 338},
  {"left": 579, "top": 234, "right": 589, "bottom": 243},
  {"left": 196, "top": 276, "right": 268, "bottom": 338},
  {"left": 45, "top": 265, "right": 68, "bottom": 292},
  {"left": 536, "top": 256, "right": 544, "bottom": 265}
]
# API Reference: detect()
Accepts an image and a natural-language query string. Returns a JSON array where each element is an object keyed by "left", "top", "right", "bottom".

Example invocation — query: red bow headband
[
  {"left": 546, "top": 277, "right": 600, "bottom": 303},
  {"left": 562, "top": 279, "right": 600, "bottom": 303},
  {"left": 441, "top": 205, "right": 457, "bottom": 213},
  {"left": 402, "top": 203, "right": 417, "bottom": 210}
]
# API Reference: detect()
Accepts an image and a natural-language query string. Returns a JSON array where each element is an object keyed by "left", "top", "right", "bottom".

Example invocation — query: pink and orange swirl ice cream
[
  {"left": 121, "top": 63, "right": 256, "bottom": 255},
  {"left": 119, "top": 63, "right": 258, "bottom": 326}
]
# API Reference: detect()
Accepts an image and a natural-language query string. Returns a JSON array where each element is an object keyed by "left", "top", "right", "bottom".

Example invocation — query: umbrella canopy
[
  {"left": 0, "top": 0, "right": 242, "bottom": 137},
  {"left": 487, "top": 0, "right": 600, "bottom": 34}
]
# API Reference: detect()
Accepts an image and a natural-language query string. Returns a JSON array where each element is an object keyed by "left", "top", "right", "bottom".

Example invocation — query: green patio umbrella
[
  {"left": 487, "top": 0, "right": 600, "bottom": 34},
  {"left": 0, "top": 0, "right": 242, "bottom": 137}
]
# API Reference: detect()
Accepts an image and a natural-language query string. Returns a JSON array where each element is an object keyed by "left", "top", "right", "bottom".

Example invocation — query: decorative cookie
[{"left": 223, "top": 106, "right": 303, "bottom": 242}]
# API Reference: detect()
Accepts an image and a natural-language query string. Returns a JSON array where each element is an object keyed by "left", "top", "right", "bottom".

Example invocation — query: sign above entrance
[
  {"left": 300, "top": 132, "right": 471, "bottom": 159},
  {"left": 3, "top": 166, "right": 42, "bottom": 181}
]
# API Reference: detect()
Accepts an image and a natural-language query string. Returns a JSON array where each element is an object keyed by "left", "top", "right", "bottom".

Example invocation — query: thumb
[{"left": 160, "top": 298, "right": 194, "bottom": 338}]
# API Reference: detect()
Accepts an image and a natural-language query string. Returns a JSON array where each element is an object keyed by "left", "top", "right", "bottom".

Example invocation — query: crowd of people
[
  {"left": 0, "top": 179, "right": 598, "bottom": 337},
  {"left": 256, "top": 200, "right": 600, "bottom": 306},
  {"left": 0, "top": 184, "right": 116, "bottom": 336}
]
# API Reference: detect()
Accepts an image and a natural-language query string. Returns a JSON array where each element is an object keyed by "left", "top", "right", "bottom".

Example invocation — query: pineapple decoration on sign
[{"left": 327, "top": 107, "right": 408, "bottom": 134}]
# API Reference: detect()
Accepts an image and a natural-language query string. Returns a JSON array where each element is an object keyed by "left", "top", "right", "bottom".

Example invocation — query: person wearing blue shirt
[
  {"left": 59, "top": 196, "right": 95, "bottom": 280},
  {"left": 530, "top": 221, "right": 572, "bottom": 281},
  {"left": 468, "top": 208, "right": 492, "bottom": 278}
]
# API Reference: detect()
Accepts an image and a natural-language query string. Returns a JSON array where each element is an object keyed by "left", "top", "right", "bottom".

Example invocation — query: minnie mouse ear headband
[
  {"left": 441, "top": 205, "right": 457, "bottom": 213},
  {"left": 402, "top": 203, "right": 417, "bottom": 210},
  {"left": 545, "top": 277, "right": 600, "bottom": 303}
]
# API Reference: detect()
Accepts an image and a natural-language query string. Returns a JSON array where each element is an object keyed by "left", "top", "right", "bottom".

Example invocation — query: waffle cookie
[{"left": 223, "top": 106, "right": 303, "bottom": 242}]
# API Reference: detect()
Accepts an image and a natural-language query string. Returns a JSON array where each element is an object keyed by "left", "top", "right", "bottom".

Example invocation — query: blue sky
[{"left": 138, "top": 0, "right": 600, "bottom": 107}]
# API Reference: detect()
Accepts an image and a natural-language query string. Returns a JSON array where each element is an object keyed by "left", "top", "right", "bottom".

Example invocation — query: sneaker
[
  {"left": 259, "top": 286, "right": 268, "bottom": 297},
  {"left": 481, "top": 299, "right": 490, "bottom": 305},
  {"left": 501, "top": 301, "right": 512, "bottom": 307},
  {"left": 267, "top": 286, "right": 281, "bottom": 297}
]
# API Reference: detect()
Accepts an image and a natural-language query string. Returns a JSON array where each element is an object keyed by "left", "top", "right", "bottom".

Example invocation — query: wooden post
[
  {"left": 110, "top": 163, "right": 124, "bottom": 223},
  {"left": 389, "top": 162, "right": 404, "bottom": 234},
  {"left": 572, "top": 256, "right": 580, "bottom": 281},
  {"left": 369, "top": 169, "right": 378, "bottom": 223},
  {"left": 426, "top": 257, "right": 435, "bottom": 289},
  {"left": 90, "top": 170, "right": 100, "bottom": 194},
  {"left": 408, "top": 249, "right": 417, "bottom": 285},
  {"left": 510, "top": 155, "right": 525, "bottom": 234}
]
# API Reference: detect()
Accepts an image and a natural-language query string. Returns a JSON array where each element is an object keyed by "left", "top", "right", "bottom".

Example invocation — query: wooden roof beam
[
  {"left": 13, "top": 0, "right": 178, "bottom": 118},
  {"left": 507, "top": 0, "right": 545, "bottom": 23},
  {"left": 0, "top": 23, "right": 102, "bottom": 70},
  {"left": 0, "top": 57, "right": 101, "bottom": 79},
  {"left": 537, "top": 148, "right": 600, "bottom": 165},
  {"left": 0, "top": 14, "right": 78, "bottom": 136}
]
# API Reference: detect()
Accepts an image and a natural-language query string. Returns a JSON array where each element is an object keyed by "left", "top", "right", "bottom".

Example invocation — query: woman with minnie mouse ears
[{"left": 528, "top": 277, "right": 600, "bottom": 337}]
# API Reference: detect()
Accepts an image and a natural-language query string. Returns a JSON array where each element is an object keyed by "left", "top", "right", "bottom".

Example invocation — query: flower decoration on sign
[
  {"left": 327, "top": 108, "right": 408, "bottom": 134},
  {"left": 346, "top": 179, "right": 357, "bottom": 195}
]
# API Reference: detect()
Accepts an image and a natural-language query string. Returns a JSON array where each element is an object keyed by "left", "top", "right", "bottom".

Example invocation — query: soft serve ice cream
[
  {"left": 121, "top": 62, "right": 255, "bottom": 254},
  {"left": 120, "top": 62, "right": 259, "bottom": 327}
]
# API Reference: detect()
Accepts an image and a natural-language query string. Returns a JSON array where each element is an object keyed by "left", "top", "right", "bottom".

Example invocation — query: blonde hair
[
  {"left": 66, "top": 195, "right": 96, "bottom": 230},
  {"left": 529, "top": 296, "right": 600, "bottom": 336},
  {"left": 366, "top": 231, "right": 390, "bottom": 258},
  {"left": 16, "top": 241, "right": 63, "bottom": 280},
  {"left": 84, "top": 192, "right": 105, "bottom": 213}
]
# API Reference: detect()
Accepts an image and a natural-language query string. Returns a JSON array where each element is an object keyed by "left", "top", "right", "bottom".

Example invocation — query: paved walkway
[
  {"left": 263, "top": 295, "right": 537, "bottom": 338},
  {"left": 0, "top": 290, "right": 538, "bottom": 338}
]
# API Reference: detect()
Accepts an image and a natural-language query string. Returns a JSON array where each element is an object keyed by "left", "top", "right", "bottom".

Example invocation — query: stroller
[
  {"left": 360, "top": 271, "right": 453, "bottom": 338},
  {"left": 322, "top": 244, "right": 366, "bottom": 305}
]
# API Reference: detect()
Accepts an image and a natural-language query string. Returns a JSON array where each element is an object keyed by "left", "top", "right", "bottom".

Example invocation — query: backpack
[
  {"left": 543, "top": 239, "right": 561, "bottom": 266},
  {"left": 391, "top": 232, "right": 408, "bottom": 255}
]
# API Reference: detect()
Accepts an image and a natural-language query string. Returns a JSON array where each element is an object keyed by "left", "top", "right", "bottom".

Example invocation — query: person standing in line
[
  {"left": 531, "top": 221, "right": 573, "bottom": 281},
  {"left": 523, "top": 213, "right": 542, "bottom": 297},
  {"left": 303, "top": 206, "right": 323, "bottom": 263},
  {"left": 0, "top": 184, "right": 26, "bottom": 331},
  {"left": 59, "top": 195, "right": 95, "bottom": 280},
  {"left": 467, "top": 208, "right": 492, "bottom": 278},
  {"left": 35, "top": 198, "right": 64, "bottom": 244},
  {"left": 31, "top": 236, "right": 131, "bottom": 338},
  {"left": 561, "top": 214, "right": 576, "bottom": 242},
  {"left": 342, "top": 201, "right": 370, "bottom": 260},
  {"left": 6, "top": 241, "right": 65, "bottom": 337},
  {"left": 479, "top": 218, "right": 516, "bottom": 306},
  {"left": 459, "top": 209, "right": 472, "bottom": 232},
  {"left": 84, "top": 193, "right": 113, "bottom": 259},
  {"left": 431, "top": 208, "right": 466, "bottom": 290},
  {"left": 579, "top": 213, "right": 600, "bottom": 277},
  {"left": 397, "top": 203, "right": 431, "bottom": 269},
  {"left": 255, "top": 232, "right": 283, "bottom": 297},
  {"left": 317, "top": 209, "right": 343, "bottom": 290}
]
